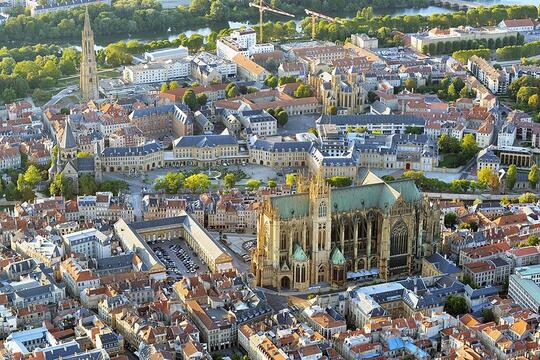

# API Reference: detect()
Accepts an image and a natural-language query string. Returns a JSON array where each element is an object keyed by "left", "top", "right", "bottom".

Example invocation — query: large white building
[
  {"left": 509, "top": 265, "right": 540, "bottom": 313},
  {"left": 216, "top": 27, "right": 274, "bottom": 60},
  {"left": 62, "top": 227, "right": 111, "bottom": 259},
  {"left": 123, "top": 60, "right": 190, "bottom": 84},
  {"left": 144, "top": 46, "right": 188, "bottom": 62}
]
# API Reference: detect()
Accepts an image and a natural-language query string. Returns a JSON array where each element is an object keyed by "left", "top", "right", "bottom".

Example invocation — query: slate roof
[
  {"left": 424, "top": 252, "right": 461, "bottom": 275},
  {"left": 60, "top": 121, "right": 76, "bottom": 149},
  {"left": 317, "top": 114, "right": 425, "bottom": 126},
  {"left": 250, "top": 139, "right": 313, "bottom": 152},
  {"left": 130, "top": 104, "right": 174, "bottom": 118},
  {"left": 173, "top": 135, "right": 237, "bottom": 148},
  {"left": 102, "top": 142, "right": 161, "bottom": 157}
]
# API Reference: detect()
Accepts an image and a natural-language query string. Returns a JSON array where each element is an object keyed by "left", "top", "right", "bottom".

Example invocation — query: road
[{"left": 103, "top": 172, "right": 144, "bottom": 220}]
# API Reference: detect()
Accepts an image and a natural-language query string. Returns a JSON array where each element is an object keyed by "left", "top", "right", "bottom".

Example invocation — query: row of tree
[
  {"left": 424, "top": 35, "right": 522, "bottom": 56},
  {"left": 496, "top": 40, "right": 540, "bottom": 61},
  {"left": 154, "top": 172, "right": 212, "bottom": 193}
]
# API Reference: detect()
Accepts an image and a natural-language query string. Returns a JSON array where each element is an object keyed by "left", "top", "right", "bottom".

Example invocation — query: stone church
[
  {"left": 48, "top": 120, "right": 103, "bottom": 192},
  {"left": 252, "top": 172, "right": 441, "bottom": 291}
]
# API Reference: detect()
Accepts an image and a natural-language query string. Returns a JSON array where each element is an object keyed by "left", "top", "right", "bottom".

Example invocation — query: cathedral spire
[{"left": 80, "top": 7, "right": 99, "bottom": 102}]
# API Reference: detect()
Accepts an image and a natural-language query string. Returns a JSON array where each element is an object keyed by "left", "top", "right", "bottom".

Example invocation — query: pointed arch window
[{"left": 319, "top": 201, "right": 327, "bottom": 218}]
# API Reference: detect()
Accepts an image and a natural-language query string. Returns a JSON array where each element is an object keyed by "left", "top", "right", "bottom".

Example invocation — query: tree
[
  {"left": 404, "top": 78, "right": 416, "bottom": 91},
  {"left": 264, "top": 75, "right": 278, "bottom": 88},
  {"left": 49, "top": 173, "right": 74, "bottom": 199},
  {"left": 184, "top": 173, "right": 210, "bottom": 192},
  {"left": 506, "top": 164, "right": 517, "bottom": 190},
  {"left": 275, "top": 110, "right": 288, "bottom": 126},
  {"left": 223, "top": 173, "right": 236, "bottom": 189},
  {"left": 99, "top": 180, "right": 129, "bottom": 195},
  {"left": 528, "top": 235, "right": 539, "bottom": 246},
  {"left": 154, "top": 172, "right": 185, "bottom": 194},
  {"left": 438, "top": 134, "right": 461, "bottom": 154},
  {"left": 461, "top": 133, "right": 479, "bottom": 160},
  {"left": 325, "top": 176, "right": 352, "bottom": 187},
  {"left": 477, "top": 167, "right": 500, "bottom": 192},
  {"left": 462, "top": 274, "right": 478, "bottom": 289},
  {"left": 189, "top": 0, "right": 210, "bottom": 16},
  {"left": 285, "top": 173, "right": 296, "bottom": 187},
  {"left": 327, "top": 106, "right": 338, "bottom": 115},
  {"left": 79, "top": 174, "right": 97, "bottom": 195},
  {"left": 293, "top": 84, "right": 313, "bottom": 98},
  {"left": 444, "top": 295, "right": 468, "bottom": 316},
  {"left": 23, "top": 165, "right": 42, "bottom": 188},
  {"left": 444, "top": 212, "right": 458, "bottom": 228},
  {"left": 16, "top": 174, "right": 34, "bottom": 201},
  {"left": 196, "top": 92, "right": 207, "bottom": 107},
  {"left": 267, "top": 180, "right": 277, "bottom": 188},
  {"left": 529, "top": 94, "right": 540, "bottom": 110},
  {"left": 169, "top": 81, "right": 179, "bottom": 90},
  {"left": 160, "top": 83, "right": 168, "bottom": 92},
  {"left": 529, "top": 164, "right": 539, "bottom": 189},
  {"left": 519, "top": 192, "right": 537, "bottom": 204},
  {"left": 226, "top": 85, "right": 240, "bottom": 98},
  {"left": 4, "top": 182, "right": 18, "bottom": 201},
  {"left": 245, "top": 179, "right": 261, "bottom": 191},
  {"left": 307, "top": 128, "right": 318, "bottom": 137},
  {"left": 482, "top": 308, "right": 495, "bottom": 323},
  {"left": 182, "top": 89, "right": 199, "bottom": 111}
]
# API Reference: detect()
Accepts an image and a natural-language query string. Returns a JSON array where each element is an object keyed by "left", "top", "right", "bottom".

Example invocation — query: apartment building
[{"left": 468, "top": 55, "right": 510, "bottom": 94}]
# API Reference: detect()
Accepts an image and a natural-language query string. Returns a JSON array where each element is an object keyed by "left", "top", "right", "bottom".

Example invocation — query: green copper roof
[
  {"left": 330, "top": 247, "right": 345, "bottom": 265},
  {"left": 292, "top": 243, "right": 308, "bottom": 262},
  {"left": 329, "top": 182, "right": 400, "bottom": 213},
  {"left": 270, "top": 193, "right": 310, "bottom": 219},
  {"left": 269, "top": 180, "right": 421, "bottom": 220},
  {"left": 388, "top": 179, "right": 422, "bottom": 203}
]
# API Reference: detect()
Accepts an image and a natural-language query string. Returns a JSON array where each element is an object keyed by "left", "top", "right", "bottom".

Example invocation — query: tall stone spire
[{"left": 80, "top": 8, "right": 99, "bottom": 102}]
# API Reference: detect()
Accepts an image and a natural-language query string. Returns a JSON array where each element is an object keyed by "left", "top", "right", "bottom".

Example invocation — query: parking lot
[{"left": 148, "top": 238, "right": 209, "bottom": 279}]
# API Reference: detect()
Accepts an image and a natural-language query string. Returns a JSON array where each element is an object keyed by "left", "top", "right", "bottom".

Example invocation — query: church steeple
[{"left": 80, "top": 8, "right": 99, "bottom": 102}]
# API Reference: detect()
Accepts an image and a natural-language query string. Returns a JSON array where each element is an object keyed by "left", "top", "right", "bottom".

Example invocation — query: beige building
[
  {"left": 169, "top": 134, "right": 247, "bottom": 167},
  {"left": 252, "top": 172, "right": 440, "bottom": 291},
  {"left": 101, "top": 142, "right": 163, "bottom": 173},
  {"left": 117, "top": 214, "right": 233, "bottom": 273}
]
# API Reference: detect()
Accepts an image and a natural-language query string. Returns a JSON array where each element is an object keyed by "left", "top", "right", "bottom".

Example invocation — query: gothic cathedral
[
  {"left": 80, "top": 8, "right": 99, "bottom": 102},
  {"left": 252, "top": 172, "right": 441, "bottom": 291}
]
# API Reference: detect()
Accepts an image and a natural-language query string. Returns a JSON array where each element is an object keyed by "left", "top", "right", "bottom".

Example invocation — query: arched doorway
[
  {"left": 405, "top": 163, "right": 411, "bottom": 170},
  {"left": 281, "top": 276, "right": 291, "bottom": 289}
]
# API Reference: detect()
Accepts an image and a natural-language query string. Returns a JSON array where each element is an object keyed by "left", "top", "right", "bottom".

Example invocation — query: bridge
[{"left": 429, "top": 0, "right": 482, "bottom": 10}]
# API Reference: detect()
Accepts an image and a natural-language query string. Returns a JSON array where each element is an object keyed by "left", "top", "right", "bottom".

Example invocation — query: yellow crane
[
  {"left": 305, "top": 9, "right": 344, "bottom": 40},
  {"left": 249, "top": 0, "right": 295, "bottom": 43}
]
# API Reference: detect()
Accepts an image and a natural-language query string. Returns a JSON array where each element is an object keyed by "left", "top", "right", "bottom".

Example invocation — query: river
[{"left": 72, "top": 0, "right": 538, "bottom": 49}]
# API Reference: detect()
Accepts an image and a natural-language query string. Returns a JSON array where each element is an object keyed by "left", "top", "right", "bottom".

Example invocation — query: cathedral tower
[{"left": 80, "top": 8, "right": 99, "bottom": 102}]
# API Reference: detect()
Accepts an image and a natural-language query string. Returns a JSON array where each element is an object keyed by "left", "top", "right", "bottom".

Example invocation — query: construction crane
[
  {"left": 249, "top": 0, "right": 294, "bottom": 43},
  {"left": 305, "top": 9, "right": 344, "bottom": 40}
]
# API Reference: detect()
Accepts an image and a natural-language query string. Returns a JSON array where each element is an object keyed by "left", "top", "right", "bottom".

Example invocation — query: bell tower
[
  {"left": 309, "top": 171, "right": 331, "bottom": 284},
  {"left": 80, "top": 8, "right": 99, "bottom": 102}
]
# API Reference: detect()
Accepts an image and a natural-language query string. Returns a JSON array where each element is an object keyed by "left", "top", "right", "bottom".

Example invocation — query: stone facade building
[{"left": 252, "top": 172, "right": 441, "bottom": 291}]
